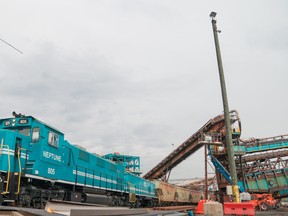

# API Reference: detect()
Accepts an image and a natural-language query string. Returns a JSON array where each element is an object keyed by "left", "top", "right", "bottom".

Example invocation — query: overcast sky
[{"left": 0, "top": 1, "right": 287, "bottom": 179}]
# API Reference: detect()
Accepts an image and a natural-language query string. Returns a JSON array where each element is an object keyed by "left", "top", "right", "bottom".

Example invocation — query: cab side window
[
  {"left": 32, "top": 127, "right": 40, "bottom": 143},
  {"left": 48, "top": 131, "right": 59, "bottom": 148}
]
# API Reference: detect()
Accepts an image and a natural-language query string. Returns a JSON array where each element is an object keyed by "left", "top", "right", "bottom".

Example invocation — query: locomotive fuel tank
[{"left": 83, "top": 193, "right": 113, "bottom": 205}]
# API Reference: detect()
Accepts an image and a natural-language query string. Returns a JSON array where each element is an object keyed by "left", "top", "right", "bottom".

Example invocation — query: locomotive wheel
[
  {"left": 31, "top": 198, "right": 47, "bottom": 209},
  {"left": 148, "top": 200, "right": 156, "bottom": 207}
]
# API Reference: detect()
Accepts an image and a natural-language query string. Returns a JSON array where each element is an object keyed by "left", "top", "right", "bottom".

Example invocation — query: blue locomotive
[{"left": 0, "top": 112, "right": 156, "bottom": 208}]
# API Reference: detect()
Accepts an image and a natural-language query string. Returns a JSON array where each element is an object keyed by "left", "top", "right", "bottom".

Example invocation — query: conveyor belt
[
  {"left": 235, "top": 135, "right": 288, "bottom": 154},
  {"left": 143, "top": 110, "right": 240, "bottom": 180},
  {"left": 237, "top": 149, "right": 288, "bottom": 163}
]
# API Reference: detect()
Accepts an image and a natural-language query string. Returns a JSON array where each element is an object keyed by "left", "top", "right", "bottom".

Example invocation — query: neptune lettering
[{"left": 43, "top": 151, "right": 61, "bottom": 162}]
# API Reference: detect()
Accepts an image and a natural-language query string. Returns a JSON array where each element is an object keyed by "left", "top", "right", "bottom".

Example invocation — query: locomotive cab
[
  {"left": 0, "top": 113, "right": 66, "bottom": 205},
  {"left": 0, "top": 114, "right": 35, "bottom": 202}
]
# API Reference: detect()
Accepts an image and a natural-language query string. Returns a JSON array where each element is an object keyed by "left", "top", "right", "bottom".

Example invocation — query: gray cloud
[{"left": 0, "top": 1, "right": 287, "bottom": 179}]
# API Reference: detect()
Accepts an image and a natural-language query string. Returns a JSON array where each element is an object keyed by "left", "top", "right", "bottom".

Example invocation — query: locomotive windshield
[
  {"left": 14, "top": 126, "right": 41, "bottom": 143},
  {"left": 2, "top": 126, "right": 31, "bottom": 136},
  {"left": 1, "top": 118, "right": 41, "bottom": 143},
  {"left": 0, "top": 114, "right": 42, "bottom": 143},
  {"left": 18, "top": 127, "right": 31, "bottom": 136}
]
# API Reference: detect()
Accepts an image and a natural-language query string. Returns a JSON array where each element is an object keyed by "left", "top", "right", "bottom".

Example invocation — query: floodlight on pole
[{"left": 209, "top": 11, "right": 217, "bottom": 19}]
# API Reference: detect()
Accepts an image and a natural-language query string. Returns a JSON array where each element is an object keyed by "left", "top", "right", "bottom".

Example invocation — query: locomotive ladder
[
  {"left": 0, "top": 144, "right": 11, "bottom": 195},
  {"left": 0, "top": 142, "right": 27, "bottom": 199},
  {"left": 14, "top": 147, "right": 26, "bottom": 195}
]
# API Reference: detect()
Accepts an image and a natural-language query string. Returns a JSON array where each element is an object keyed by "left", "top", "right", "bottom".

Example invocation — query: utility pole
[
  {"left": 209, "top": 12, "right": 240, "bottom": 203},
  {"left": 204, "top": 143, "right": 208, "bottom": 200}
]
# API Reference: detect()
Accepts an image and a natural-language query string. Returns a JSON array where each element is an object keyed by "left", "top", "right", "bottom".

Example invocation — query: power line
[{"left": 0, "top": 37, "right": 23, "bottom": 54}]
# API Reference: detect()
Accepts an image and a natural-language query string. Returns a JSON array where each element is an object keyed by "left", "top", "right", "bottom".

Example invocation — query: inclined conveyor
[{"left": 143, "top": 110, "right": 240, "bottom": 181}]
